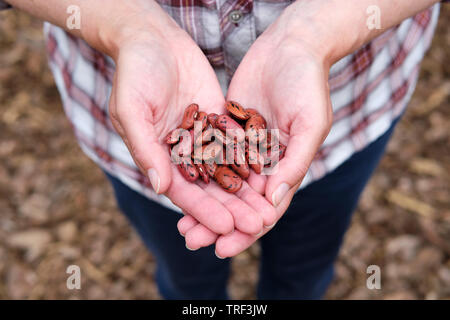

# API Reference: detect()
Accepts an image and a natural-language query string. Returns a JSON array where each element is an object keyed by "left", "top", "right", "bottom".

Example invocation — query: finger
[
  {"left": 201, "top": 180, "right": 264, "bottom": 236},
  {"left": 265, "top": 114, "right": 330, "bottom": 207},
  {"left": 166, "top": 165, "right": 235, "bottom": 235},
  {"left": 178, "top": 213, "right": 219, "bottom": 250},
  {"left": 234, "top": 180, "right": 277, "bottom": 229},
  {"left": 246, "top": 170, "right": 267, "bottom": 195},
  {"left": 215, "top": 229, "right": 259, "bottom": 258},
  {"left": 111, "top": 78, "right": 172, "bottom": 195},
  {"left": 215, "top": 183, "right": 299, "bottom": 258},
  {"left": 177, "top": 214, "right": 198, "bottom": 236},
  {"left": 185, "top": 224, "right": 218, "bottom": 250}
]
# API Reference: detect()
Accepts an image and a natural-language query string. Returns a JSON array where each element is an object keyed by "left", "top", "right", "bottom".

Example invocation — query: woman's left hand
[{"left": 177, "top": 2, "right": 335, "bottom": 257}]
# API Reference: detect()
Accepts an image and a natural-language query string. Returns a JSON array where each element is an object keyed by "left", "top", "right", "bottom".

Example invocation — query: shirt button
[{"left": 229, "top": 10, "right": 243, "bottom": 23}]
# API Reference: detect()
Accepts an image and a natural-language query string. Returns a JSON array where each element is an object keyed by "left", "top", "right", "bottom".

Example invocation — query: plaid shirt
[{"left": 1, "top": 1, "right": 443, "bottom": 213}]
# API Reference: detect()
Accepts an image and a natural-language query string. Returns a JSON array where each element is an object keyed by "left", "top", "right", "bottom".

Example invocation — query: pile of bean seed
[{"left": 165, "top": 101, "right": 286, "bottom": 193}]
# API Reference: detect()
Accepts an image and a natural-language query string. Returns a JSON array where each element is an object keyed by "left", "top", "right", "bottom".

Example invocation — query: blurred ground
[{"left": 0, "top": 7, "right": 449, "bottom": 300}]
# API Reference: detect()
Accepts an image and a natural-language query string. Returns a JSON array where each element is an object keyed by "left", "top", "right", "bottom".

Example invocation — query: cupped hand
[
  {"left": 177, "top": 3, "right": 334, "bottom": 257},
  {"left": 104, "top": 3, "right": 276, "bottom": 237}
]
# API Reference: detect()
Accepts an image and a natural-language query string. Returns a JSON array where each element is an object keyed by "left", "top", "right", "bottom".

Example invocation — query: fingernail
[
  {"left": 179, "top": 231, "right": 185, "bottom": 237},
  {"left": 147, "top": 168, "right": 160, "bottom": 194},
  {"left": 264, "top": 222, "right": 277, "bottom": 229},
  {"left": 272, "top": 183, "right": 289, "bottom": 207},
  {"left": 254, "top": 229, "right": 264, "bottom": 237},
  {"left": 186, "top": 243, "right": 197, "bottom": 251},
  {"left": 215, "top": 250, "right": 225, "bottom": 259}
]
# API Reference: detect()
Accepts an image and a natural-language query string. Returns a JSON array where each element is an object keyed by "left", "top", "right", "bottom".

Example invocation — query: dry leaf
[
  {"left": 386, "top": 190, "right": 435, "bottom": 217},
  {"left": 8, "top": 229, "right": 52, "bottom": 260},
  {"left": 409, "top": 158, "right": 446, "bottom": 177}
]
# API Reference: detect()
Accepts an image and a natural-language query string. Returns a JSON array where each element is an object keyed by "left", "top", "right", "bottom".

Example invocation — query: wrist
[
  {"left": 278, "top": 0, "right": 440, "bottom": 67},
  {"left": 275, "top": 0, "right": 361, "bottom": 68},
  {"left": 83, "top": 0, "right": 181, "bottom": 60}
]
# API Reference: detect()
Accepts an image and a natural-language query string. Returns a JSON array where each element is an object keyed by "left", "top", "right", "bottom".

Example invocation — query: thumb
[
  {"left": 109, "top": 85, "right": 172, "bottom": 195},
  {"left": 265, "top": 116, "right": 330, "bottom": 207}
]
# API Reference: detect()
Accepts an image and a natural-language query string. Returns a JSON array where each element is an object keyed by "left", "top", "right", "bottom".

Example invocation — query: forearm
[
  {"left": 4, "top": 0, "right": 178, "bottom": 58},
  {"left": 280, "top": 0, "right": 440, "bottom": 65}
]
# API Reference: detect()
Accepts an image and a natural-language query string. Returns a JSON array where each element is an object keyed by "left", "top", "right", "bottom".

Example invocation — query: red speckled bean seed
[
  {"left": 195, "top": 126, "right": 214, "bottom": 146},
  {"left": 189, "top": 129, "right": 194, "bottom": 148},
  {"left": 224, "top": 143, "right": 234, "bottom": 165},
  {"left": 181, "top": 103, "right": 199, "bottom": 129},
  {"left": 226, "top": 101, "right": 250, "bottom": 120},
  {"left": 195, "top": 111, "right": 208, "bottom": 130},
  {"left": 235, "top": 142, "right": 247, "bottom": 165},
  {"left": 260, "top": 131, "right": 271, "bottom": 149},
  {"left": 246, "top": 143, "right": 265, "bottom": 174},
  {"left": 192, "top": 144, "right": 206, "bottom": 163},
  {"left": 165, "top": 128, "right": 184, "bottom": 145},
  {"left": 171, "top": 130, "right": 192, "bottom": 157},
  {"left": 212, "top": 128, "right": 233, "bottom": 145},
  {"left": 245, "top": 114, "right": 267, "bottom": 145},
  {"left": 245, "top": 108, "right": 259, "bottom": 117},
  {"left": 231, "top": 162, "right": 250, "bottom": 179},
  {"left": 231, "top": 163, "right": 250, "bottom": 179},
  {"left": 264, "top": 143, "right": 287, "bottom": 167},
  {"left": 279, "top": 143, "right": 287, "bottom": 159},
  {"left": 231, "top": 143, "right": 249, "bottom": 179},
  {"left": 224, "top": 141, "right": 245, "bottom": 165},
  {"left": 216, "top": 115, "right": 245, "bottom": 143},
  {"left": 196, "top": 163, "right": 210, "bottom": 184},
  {"left": 178, "top": 158, "right": 199, "bottom": 182},
  {"left": 204, "top": 162, "right": 217, "bottom": 177},
  {"left": 261, "top": 131, "right": 280, "bottom": 150},
  {"left": 207, "top": 113, "right": 219, "bottom": 128},
  {"left": 214, "top": 166, "right": 243, "bottom": 193},
  {"left": 203, "top": 142, "right": 223, "bottom": 163}
]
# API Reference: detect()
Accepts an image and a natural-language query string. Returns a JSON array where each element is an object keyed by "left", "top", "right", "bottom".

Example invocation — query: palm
[
  {"left": 228, "top": 38, "right": 331, "bottom": 148},
  {"left": 115, "top": 36, "right": 224, "bottom": 137}
]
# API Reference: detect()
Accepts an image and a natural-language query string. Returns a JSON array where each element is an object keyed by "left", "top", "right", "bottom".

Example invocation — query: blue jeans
[{"left": 105, "top": 119, "right": 399, "bottom": 300}]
